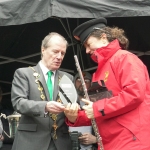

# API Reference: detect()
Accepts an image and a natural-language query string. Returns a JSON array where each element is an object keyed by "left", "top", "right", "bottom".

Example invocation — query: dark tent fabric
[
  {"left": 0, "top": 1, "right": 150, "bottom": 109},
  {"left": 0, "top": 0, "right": 150, "bottom": 26},
  {"left": 52, "top": 1, "right": 150, "bottom": 18}
]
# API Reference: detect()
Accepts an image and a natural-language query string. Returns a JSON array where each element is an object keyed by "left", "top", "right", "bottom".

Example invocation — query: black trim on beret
[{"left": 73, "top": 17, "right": 107, "bottom": 43}]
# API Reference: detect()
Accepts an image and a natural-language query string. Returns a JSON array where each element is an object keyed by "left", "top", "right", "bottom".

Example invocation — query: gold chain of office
[{"left": 29, "top": 66, "right": 62, "bottom": 140}]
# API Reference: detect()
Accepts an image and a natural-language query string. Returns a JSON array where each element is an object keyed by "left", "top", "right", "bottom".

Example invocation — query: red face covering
[
  {"left": 91, "top": 53, "right": 98, "bottom": 63},
  {"left": 91, "top": 50, "right": 100, "bottom": 63}
]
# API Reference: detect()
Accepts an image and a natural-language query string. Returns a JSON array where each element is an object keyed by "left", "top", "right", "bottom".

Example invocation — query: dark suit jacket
[{"left": 11, "top": 63, "right": 73, "bottom": 150}]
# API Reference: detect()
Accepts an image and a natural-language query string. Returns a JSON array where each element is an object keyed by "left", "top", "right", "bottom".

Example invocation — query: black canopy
[{"left": 0, "top": 0, "right": 150, "bottom": 26}]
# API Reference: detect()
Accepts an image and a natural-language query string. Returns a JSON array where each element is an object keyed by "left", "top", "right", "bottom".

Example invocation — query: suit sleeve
[{"left": 11, "top": 68, "right": 47, "bottom": 117}]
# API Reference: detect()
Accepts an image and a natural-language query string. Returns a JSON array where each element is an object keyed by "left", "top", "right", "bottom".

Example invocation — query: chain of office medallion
[{"left": 29, "top": 66, "right": 62, "bottom": 139}]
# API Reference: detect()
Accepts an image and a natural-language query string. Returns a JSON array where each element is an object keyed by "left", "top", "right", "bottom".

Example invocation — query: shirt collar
[{"left": 39, "top": 61, "right": 56, "bottom": 75}]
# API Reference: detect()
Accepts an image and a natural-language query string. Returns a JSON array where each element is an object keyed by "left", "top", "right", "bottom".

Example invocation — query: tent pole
[
  {"left": 66, "top": 18, "right": 76, "bottom": 55},
  {"left": 53, "top": 17, "right": 71, "bottom": 39},
  {"left": 54, "top": 17, "right": 76, "bottom": 56}
]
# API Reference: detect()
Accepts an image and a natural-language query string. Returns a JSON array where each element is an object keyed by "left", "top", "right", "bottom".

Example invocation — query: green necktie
[{"left": 47, "top": 71, "right": 53, "bottom": 100}]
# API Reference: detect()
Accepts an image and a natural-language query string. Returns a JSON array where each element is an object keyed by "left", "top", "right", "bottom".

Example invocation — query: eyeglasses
[{"left": 77, "top": 78, "right": 91, "bottom": 83}]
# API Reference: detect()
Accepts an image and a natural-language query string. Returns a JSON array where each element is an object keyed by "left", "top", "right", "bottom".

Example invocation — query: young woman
[{"left": 65, "top": 18, "right": 150, "bottom": 150}]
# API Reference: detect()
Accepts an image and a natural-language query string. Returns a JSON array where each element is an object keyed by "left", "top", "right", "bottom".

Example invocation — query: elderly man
[{"left": 11, "top": 32, "right": 78, "bottom": 150}]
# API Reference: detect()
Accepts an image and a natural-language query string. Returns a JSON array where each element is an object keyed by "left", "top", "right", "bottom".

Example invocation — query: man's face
[
  {"left": 41, "top": 36, "right": 67, "bottom": 71},
  {"left": 75, "top": 77, "right": 91, "bottom": 94}
]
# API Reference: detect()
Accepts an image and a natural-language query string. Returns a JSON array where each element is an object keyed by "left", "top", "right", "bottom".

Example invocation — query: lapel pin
[{"left": 33, "top": 72, "right": 40, "bottom": 78}]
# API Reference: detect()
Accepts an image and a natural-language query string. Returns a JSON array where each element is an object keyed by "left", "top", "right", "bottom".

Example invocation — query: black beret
[{"left": 73, "top": 17, "right": 107, "bottom": 43}]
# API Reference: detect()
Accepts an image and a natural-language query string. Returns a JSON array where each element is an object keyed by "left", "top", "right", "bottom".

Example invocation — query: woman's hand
[
  {"left": 64, "top": 102, "right": 80, "bottom": 123},
  {"left": 82, "top": 98, "right": 94, "bottom": 119}
]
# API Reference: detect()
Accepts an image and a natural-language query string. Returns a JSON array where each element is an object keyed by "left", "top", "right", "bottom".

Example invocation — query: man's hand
[
  {"left": 64, "top": 102, "right": 79, "bottom": 123},
  {"left": 45, "top": 101, "right": 65, "bottom": 114},
  {"left": 0, "top": 134, "right": 4, "bottom": 141},
  {"left": 79, "top": 133, "right": 97, "bottom": 145},
  {"left": 82, "top": 98, "right": 94, "bottom": 119}
]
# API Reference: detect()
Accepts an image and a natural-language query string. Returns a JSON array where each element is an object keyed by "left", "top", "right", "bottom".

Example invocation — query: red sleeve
[
  {"left": 66, "top": 110, "right": 91, "bottom": 126},
  {"left": 93, "top": 53, "right": 149, "bottom": 119}
]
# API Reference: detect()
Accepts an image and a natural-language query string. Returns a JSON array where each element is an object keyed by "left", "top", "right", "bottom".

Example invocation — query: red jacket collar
[
  {"left": 91, "top": 39, "right": 121, "bottom": 81},
  {"left": 91, "top": 39, "right": 121, "bottom": 64}
]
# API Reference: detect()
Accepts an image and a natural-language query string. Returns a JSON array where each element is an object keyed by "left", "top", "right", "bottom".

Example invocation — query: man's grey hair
[{"left": 41, "top": 32, "right": 68, "bottom": 49}]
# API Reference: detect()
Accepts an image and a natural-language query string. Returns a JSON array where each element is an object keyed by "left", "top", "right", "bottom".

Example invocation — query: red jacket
[{"left": 66, "top": 40, "right": 150, "bottom": 150}]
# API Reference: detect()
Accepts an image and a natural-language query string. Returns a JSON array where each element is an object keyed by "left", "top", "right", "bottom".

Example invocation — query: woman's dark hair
[{"left": 90, "top": 27, "right": 129, "bottom": 49}]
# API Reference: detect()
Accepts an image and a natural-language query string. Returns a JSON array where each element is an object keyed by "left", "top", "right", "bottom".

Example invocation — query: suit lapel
[
  {"left": 53, "top": 70, "right": 58, "bottom": 101},
  {"left": 34, "top": 63, "right": 50, "bottom": 101},
  {"left": 53, "top": 70, "right": 64, "bottom": 101}
]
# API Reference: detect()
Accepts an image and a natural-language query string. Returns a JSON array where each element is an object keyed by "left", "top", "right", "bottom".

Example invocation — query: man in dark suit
[{"left": 11, "top": 32, "right": 74, "bottom": 150}]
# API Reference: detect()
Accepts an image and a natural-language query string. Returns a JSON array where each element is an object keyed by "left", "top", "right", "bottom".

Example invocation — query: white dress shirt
[{"left": 39, "top": 61, "right": 55, "bottom": 87}]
